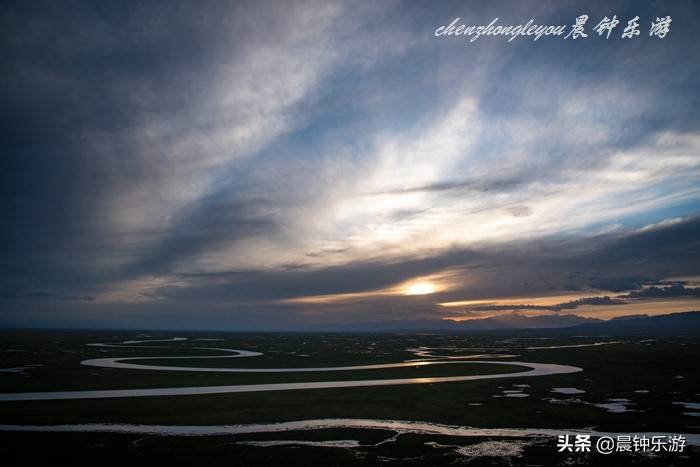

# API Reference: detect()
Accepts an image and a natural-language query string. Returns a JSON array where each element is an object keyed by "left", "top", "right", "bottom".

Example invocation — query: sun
[{"left": 404, "top": 281, "right": 436, "bottom": 296}]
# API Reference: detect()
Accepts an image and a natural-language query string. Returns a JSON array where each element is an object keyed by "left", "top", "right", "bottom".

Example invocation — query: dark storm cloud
[
  {"left": 1, "top": 2, "right": 232, "bottom": 278},
  {"left": 125, "top": 196, "right": 278, "bottom": 275},
  {"left": 1, "top": 0, "right": 339, "bottom": 291}
]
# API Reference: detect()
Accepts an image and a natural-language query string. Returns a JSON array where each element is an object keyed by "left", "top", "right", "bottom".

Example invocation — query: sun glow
[
  {"left": 404, "top": 281, "right": 436, "bottom": 295},
  {"left": 282, "top": 274, "right": 453, "bottom": 304}
]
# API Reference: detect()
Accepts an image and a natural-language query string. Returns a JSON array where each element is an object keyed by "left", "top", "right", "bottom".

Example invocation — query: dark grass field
[{"left": 1, "top": 329, "right": 699, "bottom": 465}]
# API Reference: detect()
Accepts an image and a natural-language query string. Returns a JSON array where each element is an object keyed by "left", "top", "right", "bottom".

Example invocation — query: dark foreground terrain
[{"left": 1, "top": 327, "right": 698, "bottom": 466}]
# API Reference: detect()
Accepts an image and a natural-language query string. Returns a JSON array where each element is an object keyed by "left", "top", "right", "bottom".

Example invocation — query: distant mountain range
[
  {"left": 320, "top": 310, "right": 700, "bottom": 332},
  {"left": 572, "top": 310, "right": 700, "bottom": 333}
]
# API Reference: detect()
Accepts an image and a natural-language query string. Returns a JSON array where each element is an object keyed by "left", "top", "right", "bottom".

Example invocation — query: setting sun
[{"left": 404, "top": 281, "right": 436, "bottom": 295}]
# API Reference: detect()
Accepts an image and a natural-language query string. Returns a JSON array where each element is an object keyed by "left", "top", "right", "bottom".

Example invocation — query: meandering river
[{"left": 0, "top": 338, "right": 582, "bottom": 401}]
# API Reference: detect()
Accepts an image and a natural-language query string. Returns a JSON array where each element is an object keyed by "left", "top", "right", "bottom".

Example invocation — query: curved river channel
[{"left": 0, "top": 338, "right": 582, "bottom": 401}]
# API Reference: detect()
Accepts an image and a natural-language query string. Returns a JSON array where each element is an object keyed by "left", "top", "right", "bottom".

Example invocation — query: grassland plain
[{"left": 1, "top": 329, "right": 698, "bottom": 466}]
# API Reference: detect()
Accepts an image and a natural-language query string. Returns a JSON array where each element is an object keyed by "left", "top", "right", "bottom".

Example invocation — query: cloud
[
  {"left": 2, "top": 1, "right": 700, "bottom": 329},
  {"left": 588, "top": 277, "right": 656, "bottom": 293},
  {"left": 637, "top": 217, "right": 688, "bottom": 233},
  {"left": 143, "top": 216, "right": 700, "bottom": 310},
  {"left": 620, "top": 284, "right": 700, "bottom": 299},
  {"left": 459, "top": 296, "right": 627, "bottom": 313},
  {"left": 0, "top": 288, "right": 95, "bottom": 302}
]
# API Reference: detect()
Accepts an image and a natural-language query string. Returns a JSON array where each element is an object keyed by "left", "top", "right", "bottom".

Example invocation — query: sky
[{"left": 1, "top": 0, "right": 699, "bottom": 330}]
